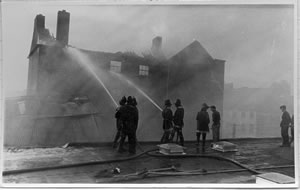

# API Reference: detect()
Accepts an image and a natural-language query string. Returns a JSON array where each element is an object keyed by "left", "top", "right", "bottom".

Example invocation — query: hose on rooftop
[
  {"left": 2, "top": 148, "right": 157, "bottom": 176},
  {"left": 2, "top": 147, "right": 293, "bottom": 177},
  {"left": 146, "top": 150, "right": 261, "bottom": 174}
]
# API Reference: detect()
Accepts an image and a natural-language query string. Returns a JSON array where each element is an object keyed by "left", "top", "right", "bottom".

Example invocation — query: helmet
[
  {"left": 175, "top": 99, "right": 181, "bottom": 107},
  {"left": 164, "top": 99, "right": 172, "bottom": 106},
  {"left": 119, "top": 96, "right": 127, "bottom": 106},
  {"left": 127, "top": 96, "right": 133, "bottom": 105}
]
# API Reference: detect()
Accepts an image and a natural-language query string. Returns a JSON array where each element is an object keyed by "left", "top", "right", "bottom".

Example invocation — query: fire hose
[
  {"left": 2, "top": 147, "right": 294, "bottom": 179},
  {"left": 146, "top": 150, "right": 261, "bottom": 174},
  {"left": 102, "top": 165, "right": 294, "bottom": 183},
  {"left": 2, "top": 148, "right": 157, "bottom": 176}
]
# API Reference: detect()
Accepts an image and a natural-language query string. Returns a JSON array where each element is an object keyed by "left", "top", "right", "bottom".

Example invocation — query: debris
[
  {"left": 7, "top": 148, "right": 22, "bottom": 153},
  {"left": 62, "top": 143, "right": 70, "bottom": 149},
  {"left": 211, "top": 141, "right": 238, "bottom": 152},
  {"left": 111, "top": 167, "right": 121, "bottom": 174}
]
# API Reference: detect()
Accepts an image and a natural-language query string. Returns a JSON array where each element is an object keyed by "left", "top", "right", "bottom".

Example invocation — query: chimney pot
[{"left": 151, "top": 36, "right": 165, "bottom": 60}]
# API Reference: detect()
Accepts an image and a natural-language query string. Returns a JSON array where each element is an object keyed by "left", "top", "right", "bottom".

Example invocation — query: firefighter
[
  {"left": 118, "top": 96, "right": 138, "bottom": 155},
  {"left": 132, "top": 97, "right": 139, "bottom": 132},
  {"left": 210, "top": 105, "right": 221, "bottom": 142},
  {"left": 113, "top": 96, "right": 126, "bottom": 148},
  {"left": 160, "top": 99, "right": 173, "bottom": 143},
  {"left": 132, "top": 97, "right": 139, "bottom": 145},
  {"left": 170, "top": 99, "right": 184, "bottom": 146},
  {"left": 280, "top": 105, "right": 291, "bottom": 147},
  {"left": 196, "top": 103, "right": 210, "bottom": 152}
]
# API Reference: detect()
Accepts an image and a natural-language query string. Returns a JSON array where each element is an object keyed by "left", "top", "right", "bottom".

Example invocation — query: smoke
[
  {"left": 64, "top": 47, "right": 118, "bottom": 107},
  {"left": 111, "top": 72, "right": 163, "bottom": 111},
  {"left": 3, "top": 4, "right": 294, "bottom": 96},
  {"left": 151, "top": 22, "right": 169, "bottom": 38}
]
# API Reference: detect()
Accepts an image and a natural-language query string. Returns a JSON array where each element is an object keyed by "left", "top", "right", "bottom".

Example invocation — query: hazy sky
[{"left": 2, "top": 2, "right": 295, "bottom": 95}]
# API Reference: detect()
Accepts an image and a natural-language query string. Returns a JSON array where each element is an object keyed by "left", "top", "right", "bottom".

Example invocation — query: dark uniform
[
  {"left": 118, "top": 97, "right": 138, "bottom": 154},
  {"left": 170, "top": 99, "right": 184, "bottom": 146},
  {"left": 211, "top": 106, "right": 221, "bottom": 142},
  {"left": 196, "top": 104, "right": 210, "bottom": 151},
  {"left": 132, "top": 97, "right": 139, "bottom": 132},
  {"left": 290, "top": 115, "right": 294, "bottom": 144},
  {"left": 280, "top": 106, "right": 291, "bottom": 147},
  {"left": 113, "top": 97, "right": 126, "bottom": 148},
  {"left": 160, "top": 100, "right": 173, "bottom": 143}
]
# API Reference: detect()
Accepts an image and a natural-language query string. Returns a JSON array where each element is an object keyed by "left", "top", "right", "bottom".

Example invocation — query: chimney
[
  {"left": 35, "top": 14, "right": 45, "bottom": 31},
  {"left": 151, "top": 36, "right": 162, "bottom": 52},
  {"left": 151, "top": 36, "right": 165, "bottom": 60},
  {"left": 56, "top": 10, "right": 70, "bottom": 45}
]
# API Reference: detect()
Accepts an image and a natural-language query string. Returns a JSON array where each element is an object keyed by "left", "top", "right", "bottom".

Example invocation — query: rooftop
[{"left": 2, "top": 138, "right": 295, "bottom": 184}]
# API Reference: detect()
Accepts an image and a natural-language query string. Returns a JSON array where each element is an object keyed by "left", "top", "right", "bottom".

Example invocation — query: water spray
[
  {"left": 65, "top": 47, "right": 118, "bottom": 108},
  {"left": 110, "top": 71, "right": 163, "bottom": 112}
]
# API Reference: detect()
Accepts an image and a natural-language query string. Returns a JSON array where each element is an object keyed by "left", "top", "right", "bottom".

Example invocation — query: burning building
[{"left": 4, "top": 10, "right": 225, "bottom": 146}]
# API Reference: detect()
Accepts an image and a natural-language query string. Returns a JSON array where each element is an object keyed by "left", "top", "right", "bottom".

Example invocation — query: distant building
[
  {"left": 4, "top": 10, "right": 225, "bottom": 146},
  {"left": 222, "top": 83, "right": 294, "bottom": 139}
]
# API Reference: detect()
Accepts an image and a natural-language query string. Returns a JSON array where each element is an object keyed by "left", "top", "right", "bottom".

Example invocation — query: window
[
  {"left": 250, "top": 111, "right": 255, "bottom": 119},
  {"left": 232, "top": 111, "right": 237, "bottom": 118},
  {"left": 110, "top": 61, "right": 122, "bottom": 73},
  {"left": 139, "top": 65, "right": 149, "bottom": 76},
  {"left": 241, "top": 112, "right": 245, "bottom": 118}
]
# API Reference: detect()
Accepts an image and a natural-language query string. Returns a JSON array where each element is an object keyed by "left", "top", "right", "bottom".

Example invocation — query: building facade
[{"left": 4, "top": 10, "right": 225, "bottom": 146}]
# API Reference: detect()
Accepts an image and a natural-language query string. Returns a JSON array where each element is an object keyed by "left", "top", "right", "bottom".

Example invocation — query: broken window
[
  {"left": 110, "top": 61, "right": 122, "bottom": 73},
  {"left": 68, "top": 95, "right": 89, "bottom": 105},
  {"left": 139, "top": 65, "right": 149, "bottom": 76}
]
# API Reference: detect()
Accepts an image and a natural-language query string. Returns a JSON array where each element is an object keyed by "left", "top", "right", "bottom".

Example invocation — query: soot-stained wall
[{"left": 4, "top": 11, "right": 225, "bottom": 147}]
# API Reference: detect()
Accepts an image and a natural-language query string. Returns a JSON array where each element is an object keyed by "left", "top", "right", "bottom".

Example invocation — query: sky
[{"left": 2, "top": 2, "right": 295, "bottom": 96}]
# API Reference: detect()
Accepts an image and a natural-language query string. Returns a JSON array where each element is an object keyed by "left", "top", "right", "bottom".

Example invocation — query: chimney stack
[
  {"left": 151, "top": 36, "right": 165, "bottom": 60},
  {"left": 152, "top": 36, "right": 162, "bottom": 52},
  {"left": 35, "top": 14, "right": 45, "bottom": 31},
  {"left": 56, "top": 10, "right": 70, "bottom": 45}
]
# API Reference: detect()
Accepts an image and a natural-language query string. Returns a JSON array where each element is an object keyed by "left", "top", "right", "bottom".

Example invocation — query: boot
[
  {"left": 112, "top": 142, "right": 118, "bottom": 149},
  {"left": 118, "top": 135, "right": 126, "bottom": 153},
  {"left": 118, "top": 148, "right": 126, "bottom": 153},
  {"left": 113, "top": 131, "right": 121, "bottom": 148},
  {"left": 179, "top": 133, "right": 184, "bottom": 146},
  {"left": 196, "top": 133, "right": 200, "bottom": 146},
  {"left": 202, "top": 133, "right": 206, "bottom": 152}
]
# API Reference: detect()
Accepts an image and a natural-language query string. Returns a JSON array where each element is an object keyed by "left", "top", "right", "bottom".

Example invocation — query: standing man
[
  {"left": 132, "top": 97, "right": 139, "bottom": 145},
  {"left": 280, "top": 105, "right": 291, "bottom": 147},
  {"left": 171, "top": 99, "right": 185, "bottom": 146},
  {"left": 290, "top": 114, "right": 294, "bottom": 145},
  {"left": 210, "top": 105, "right": 221, "bottom": 142},
  {"left": 118, "top": 96, "right": 138, "bottom": 155},
  {"left": 196, "top": 103, "right": 210, "bottom": 152},
  {"left": 113, "top": 96, "right": 126, "bottom": 148},
  {"left": 132, "top": 97, "right": 139, "bottom": 133},
  {"left": 161, "top": 99, "right": 173, "bottom": 143}
]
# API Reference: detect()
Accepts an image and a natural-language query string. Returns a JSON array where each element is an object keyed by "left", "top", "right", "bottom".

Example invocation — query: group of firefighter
[
  {"left": 113, "top": 96, "right": 221, "bottom": 154},
  {"left": 113, "top": 96, "right": 139, "bottom": 155},
  {"left": 161, "top": 99, "right": 221, "bottom": 152}
]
